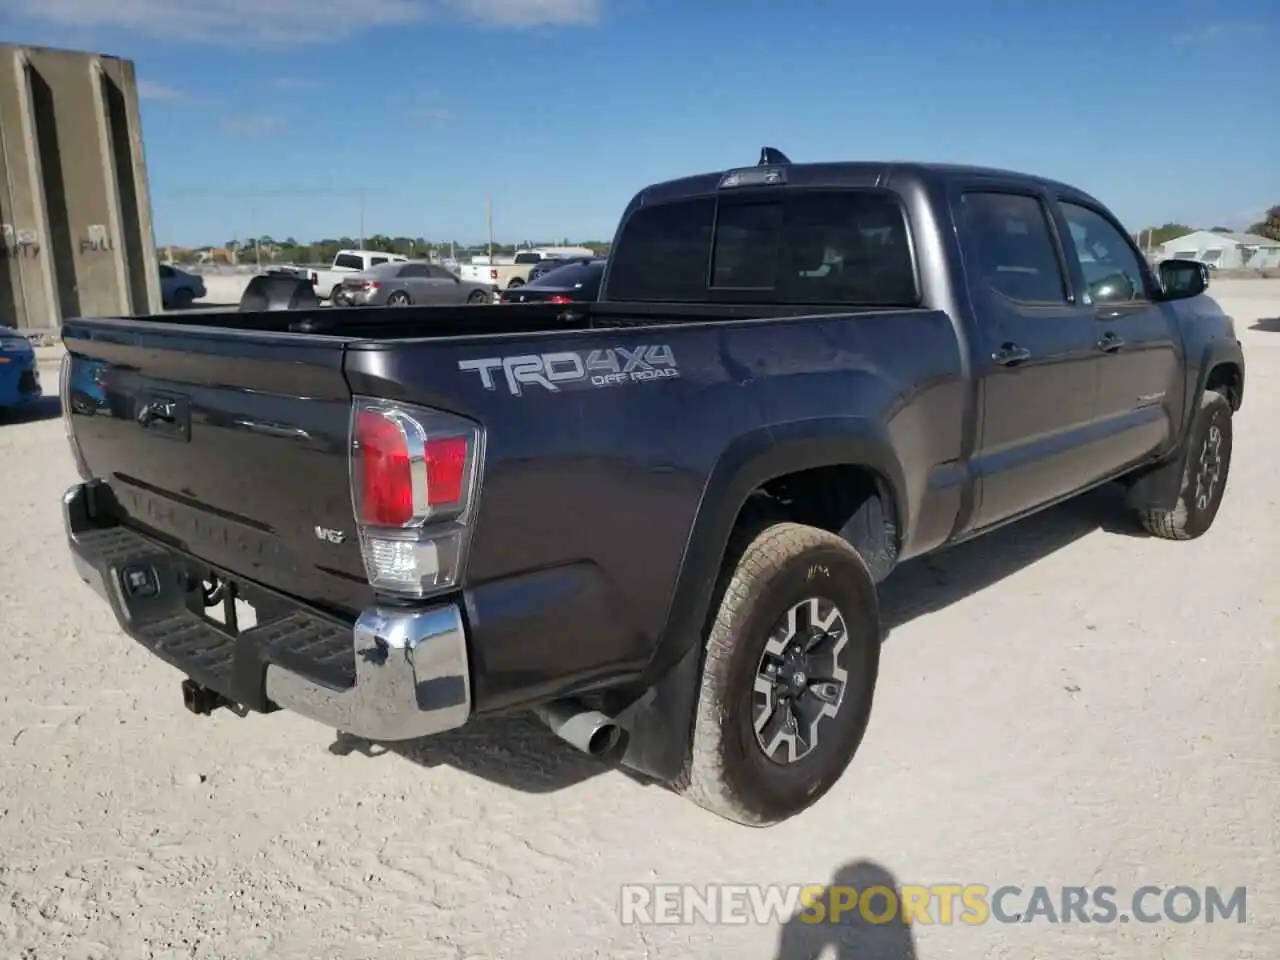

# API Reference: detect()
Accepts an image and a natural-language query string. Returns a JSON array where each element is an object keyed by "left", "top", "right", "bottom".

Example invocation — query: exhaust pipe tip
[{"left": 536, "top": 700, "right": 623, "bottom": 758}]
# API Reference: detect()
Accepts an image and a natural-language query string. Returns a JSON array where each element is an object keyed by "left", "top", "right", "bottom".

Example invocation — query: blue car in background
[{"left": 0, "top": 326, "right": 41, "bottom": 415}]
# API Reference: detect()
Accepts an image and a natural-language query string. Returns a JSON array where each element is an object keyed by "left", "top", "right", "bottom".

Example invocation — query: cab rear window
[{"left": 606, "top": 189, "right": 918, "bottom": 305}]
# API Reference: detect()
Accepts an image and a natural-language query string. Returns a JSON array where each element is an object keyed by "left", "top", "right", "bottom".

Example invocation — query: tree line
[
  {"left": 163, "top": 205, "right": 1280, "bottom": 266},
  {"left": 163, "top": 234, "right": 612, "bottom": 265}
]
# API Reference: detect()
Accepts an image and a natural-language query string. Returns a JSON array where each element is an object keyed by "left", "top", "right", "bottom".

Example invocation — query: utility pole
[
  {"left": 358, "top": 193, "right": 365, "bottom": 249},
  {"left": 486, "top": 192, "right": 494, "bottom": 261}
]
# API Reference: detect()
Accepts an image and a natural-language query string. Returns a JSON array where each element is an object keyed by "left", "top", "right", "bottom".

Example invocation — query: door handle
[
  {"left": 1097, "top": 332, "right": 1125, "bottom": 353},
  {"left": 992, "top": 343, "right": 1031, "bottom": 366}
]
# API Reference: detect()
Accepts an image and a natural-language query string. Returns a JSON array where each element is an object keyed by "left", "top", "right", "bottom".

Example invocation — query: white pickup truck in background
[
  {"left": 299, "top": 249, "right": 409, "bottom": 301},
  {"left": 458, "top": 246, "right": 596, "bottom": 289}
]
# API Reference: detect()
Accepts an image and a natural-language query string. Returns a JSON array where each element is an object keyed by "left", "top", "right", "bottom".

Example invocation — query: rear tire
[
  {"left": 1137, "top": 390, "right": 1233, "bottom": 540},
  {"left": 328, "top": 284, "right": 343, "bottom": 303},
  {"left": 506, "top": 278, "right": 524, "bottom": 289},
  {"left": 171, "top": 287, "right": 194, "bottom": 309},
  {"left": 386, "top": 291, "right": 411, "bottom": 307},
  {"left": 676, "top": 522, "right": 881, "bottom": 826},
  {"left": 467, "top": 290, "right": 489, "bottom": 304}
]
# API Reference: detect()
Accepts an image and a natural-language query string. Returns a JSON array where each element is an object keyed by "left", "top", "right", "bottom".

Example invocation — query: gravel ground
[{"left": 1, "top": 283, "right": 1277, "bottom": 959}]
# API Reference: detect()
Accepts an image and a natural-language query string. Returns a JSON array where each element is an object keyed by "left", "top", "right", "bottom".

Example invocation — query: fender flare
[{"left": 617, "top": 417, "right": 906, "bottom": 782}]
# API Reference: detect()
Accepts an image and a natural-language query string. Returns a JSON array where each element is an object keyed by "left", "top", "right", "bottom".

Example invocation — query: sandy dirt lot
[{"left": 2, "top": 283, "right": 1277, "bottom": 959}]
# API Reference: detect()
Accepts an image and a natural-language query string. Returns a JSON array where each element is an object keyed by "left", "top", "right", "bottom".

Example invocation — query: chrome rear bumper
[{"left": 63, "top": 482, "right": 471, "bottom": 742}]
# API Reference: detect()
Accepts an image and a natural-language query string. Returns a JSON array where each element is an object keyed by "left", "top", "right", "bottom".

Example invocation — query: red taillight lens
[
  {"left": 489, "top": 268, "right": 498, "bottom": 280},
  {"left": 349, "top": 398, "right": 484, "bottom": 598},
  {"left": 425, "top": 436, "right": 467, "bottom": 506},
  {"left": 356, "top": 409, "right": 413, "bottom": 525},
  {"left": 546, "top": 295, "right": 573, "bottom": 304}
]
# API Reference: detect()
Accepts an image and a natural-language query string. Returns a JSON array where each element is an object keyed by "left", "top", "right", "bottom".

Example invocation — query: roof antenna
[{"left": 759, "top": 146, "right": 790, "bottom": 165}]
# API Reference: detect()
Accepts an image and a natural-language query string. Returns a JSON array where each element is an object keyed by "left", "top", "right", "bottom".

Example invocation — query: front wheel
[
  {"left": 677, "top": 522, "right": 881, "bottom": 826},
  {"left": 1137, "top": 389, "right": 1233, "bottom": 540}
]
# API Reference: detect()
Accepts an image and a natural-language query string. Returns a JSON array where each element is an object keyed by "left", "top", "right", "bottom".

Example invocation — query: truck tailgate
[{"left": 62, "top": 319, "right": 372, "bottom": 616}]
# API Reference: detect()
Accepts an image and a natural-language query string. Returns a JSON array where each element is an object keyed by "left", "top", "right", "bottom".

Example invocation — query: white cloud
[
  {"left": 447, "top": 0, "right": 599, "bottom": 27},
  {"left": 219, "top": 114, "right": 289, "bottom": 135},
  {"left": 0, "top": 0, "right": 603, "bottom": 45},
  {"left": 137, "top": 79, "right": 190, "bottom": 101}
]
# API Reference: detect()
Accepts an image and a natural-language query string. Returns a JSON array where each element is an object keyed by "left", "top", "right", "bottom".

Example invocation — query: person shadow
[{"left": 775, "top": 860, "right": 918, "bottom": 960}]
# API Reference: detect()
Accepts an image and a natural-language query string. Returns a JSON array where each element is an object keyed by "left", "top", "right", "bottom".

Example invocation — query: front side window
[{"left": 1059, "top": 202, "right": 1149, "bottom": 304}]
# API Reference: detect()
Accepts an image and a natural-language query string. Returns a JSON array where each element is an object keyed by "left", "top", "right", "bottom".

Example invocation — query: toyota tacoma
[{"left": 58, "top": 151, "right": 1244, "bottom": 826}]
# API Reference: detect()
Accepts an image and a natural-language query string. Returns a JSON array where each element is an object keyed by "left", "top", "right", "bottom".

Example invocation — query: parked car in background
[
  {"left": 0, "top": 326, "right": 40, "bottom": 416},
  {"left": 309, "top": 249, "right": 409, "bottom": 302},
  {"left": 158, "top": 264, "right": 206, "bottom": 309},
  {"left": 500, "top": 258, "right": 607, "bottom": 303},
  {"left": 333, "top": 260, "right": 496, "bottom": 307},
  {"left": 526, "top": 254, "right": 599, "bottom": 283}
]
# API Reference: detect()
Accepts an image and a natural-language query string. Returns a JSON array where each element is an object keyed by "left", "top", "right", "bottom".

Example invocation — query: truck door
[
  {"left": 1051, "top": 200, "right": 1182, "bottom": 470},
  {"left": 955, "top": 188, "right": 1103, "bottom": 529}
]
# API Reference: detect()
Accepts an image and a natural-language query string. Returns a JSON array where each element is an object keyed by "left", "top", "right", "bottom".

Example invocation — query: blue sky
[{"left": 0, "top": 0, "right": 1275, "bottom": 246}]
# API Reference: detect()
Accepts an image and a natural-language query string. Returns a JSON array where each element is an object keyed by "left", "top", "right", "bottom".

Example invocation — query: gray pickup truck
[{"left": 59, "top": 151, "right": 1243, "bottom": 826}]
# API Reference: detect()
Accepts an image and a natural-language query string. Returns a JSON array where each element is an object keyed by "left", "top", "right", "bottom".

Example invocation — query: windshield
[{"left": 526, "top": 260, "right": 606, "bottom": 292}]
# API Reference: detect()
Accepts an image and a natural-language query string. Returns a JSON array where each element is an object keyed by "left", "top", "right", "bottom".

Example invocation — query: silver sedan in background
[{"left": 333, "top": 260, "right": 496, "bottom": 307}]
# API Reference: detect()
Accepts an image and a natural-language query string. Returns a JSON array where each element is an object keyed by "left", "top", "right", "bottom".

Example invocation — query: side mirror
[
  {"left": 1086, "top": 272, "right": 1136, "bottom": 305},
  {"left": 1158, "top": 258, "right": 1208, "bottom": 300}
]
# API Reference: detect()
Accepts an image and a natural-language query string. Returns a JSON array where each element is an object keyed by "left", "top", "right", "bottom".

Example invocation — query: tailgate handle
[
  {"left": 137, "top": 400, "right": 177, "bottom": 424},
  {"left": 135, "top": 393, "right": 190, "bottom": 441}
]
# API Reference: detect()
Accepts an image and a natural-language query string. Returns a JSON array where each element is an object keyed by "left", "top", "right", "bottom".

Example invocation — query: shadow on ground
[
  {"left": 1250, "top": 317, "right": 1280, "bottom": 331},
  {"left": 0, "top": 395, "right": 61, "bottom": 424},
  {"left": 775, "top": 859, "right": 918, "bottom": 959},
  {"left": 337, "top": 482, "right": 1146, "bottom": 794},
  {"left": 879, "top": 481, "right": 1142, "bottom": 635}
]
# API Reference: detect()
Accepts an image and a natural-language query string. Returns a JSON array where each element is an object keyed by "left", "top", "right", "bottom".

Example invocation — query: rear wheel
[
  {"left": 328, "top": 284, "right": 343, "bottom": 303},
  {"left": 170, "top": 287, "right": 194, "bottom": 309},
  {"left": 467, "top": 290, "right": 490, "bottom": 305},
  {"left": 676, "top": 522, "right": 881, "bottom": 826},
  {"left": 386, "top": 291, "right": 411, "bottom": 307},
  {"left": 506, "top": 278, "right": 524, "bottom": 289},
  {"left": 1137, "top": 389, "right": 1233, "bottom": 539}
]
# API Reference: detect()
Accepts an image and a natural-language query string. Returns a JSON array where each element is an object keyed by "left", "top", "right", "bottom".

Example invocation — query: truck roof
[{"left": 629, "top": 160, "right": 1101, "bottom": 210}]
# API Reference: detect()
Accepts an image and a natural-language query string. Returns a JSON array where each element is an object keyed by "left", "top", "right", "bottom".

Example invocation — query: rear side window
[
  {"left": 334, "top": 254, "right": 363, "bottom": 269},
  {"left": 961, "top": 192, "right": 1067, "bottom": 304},
  {"left": 370, "top": 257, "right": 388, "bottom": 267},
  {"left": 398, "top": 264, "right": 430, "bottom": 278},
  {"left": 607, "top": 191, "right": 917, "bottom": 304},
  {"left": 514, "top": 252, "right": 542, "bottom": 264}
]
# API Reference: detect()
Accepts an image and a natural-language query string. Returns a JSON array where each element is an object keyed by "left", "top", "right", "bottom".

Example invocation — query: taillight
[
  {"left": 489, "top": 268, "right": 498, "bottom": 280},
  {"left": 349, "top": 398, "right": 484, "bottom": 598},
  {"left": 546, "top": 295, "right": 573, "bottom": 304}
]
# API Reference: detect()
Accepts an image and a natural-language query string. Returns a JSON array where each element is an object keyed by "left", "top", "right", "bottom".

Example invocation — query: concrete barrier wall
[{"left": 0, "top": 44, "right": 160, "bottom": 332}]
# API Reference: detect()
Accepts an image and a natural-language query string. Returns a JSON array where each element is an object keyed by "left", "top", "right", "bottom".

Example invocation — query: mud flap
[{"left": 1123, "top": 445, "right": 1190, "bottom": 513}]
